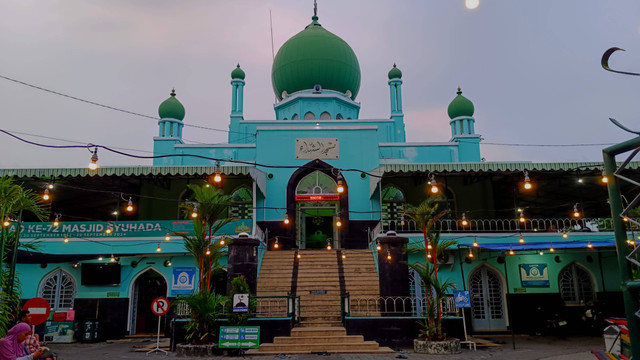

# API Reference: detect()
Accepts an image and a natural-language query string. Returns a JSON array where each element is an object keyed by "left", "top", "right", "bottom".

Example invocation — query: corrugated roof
[
  {"left": 378, "top": 161, "right": 640, "bottom": 174},
  {"left": 0, "top": 165, "right": 255, "bottom": 178}
]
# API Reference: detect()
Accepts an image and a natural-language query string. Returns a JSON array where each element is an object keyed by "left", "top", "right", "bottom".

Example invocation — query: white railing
[{"left": 347, "top": 295, "right": 457, "bottom": 317}]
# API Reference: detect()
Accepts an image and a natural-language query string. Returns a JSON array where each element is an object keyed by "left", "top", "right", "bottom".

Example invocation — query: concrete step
[
  {"left": 300, "top": 315, "right": 342, "bottom": 322},
  {"left": 245, "top": 347, "right": 395, "bottom": 355},
  {"left": 290, "top": 327, "right": 346, "bottom": 337},
  {"left": 256, "top": 341, "right": 381, "bottom": 352},
  {"left": 297, "top": 321, "right": 344, "bottom": 328},
  {"left": 273, "top": 335, "right": 363, "bottom": 345}
]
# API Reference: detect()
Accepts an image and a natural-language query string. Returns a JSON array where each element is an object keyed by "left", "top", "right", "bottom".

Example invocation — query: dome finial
[
  {"left": 457, "top": 86, "right": 462, "bottom": 95},
  {"left": 312, "top": 0, "right": 319, "bottom": 21},
  {"left": 171, "top": 88, "right": 176, "bottom": 97}
]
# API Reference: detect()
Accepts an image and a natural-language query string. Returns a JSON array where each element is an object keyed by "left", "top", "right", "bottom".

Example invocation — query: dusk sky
[{"left": 2, "top": 1, "right": 640, "bottom": 168}]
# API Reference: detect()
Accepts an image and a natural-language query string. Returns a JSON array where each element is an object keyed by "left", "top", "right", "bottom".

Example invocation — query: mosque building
[{"left": 3, "top": 7, "right": 637, "bottom": 346}]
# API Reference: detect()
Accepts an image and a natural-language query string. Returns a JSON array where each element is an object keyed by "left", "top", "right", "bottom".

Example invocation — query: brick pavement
[{"left": 51, "top": 335, "right": 603, "bottom": 360}]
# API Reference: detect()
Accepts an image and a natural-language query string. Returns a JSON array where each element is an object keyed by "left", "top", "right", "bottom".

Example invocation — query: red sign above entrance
[{"left": 295, "top": 194, "right": 340, "bottom": 201}]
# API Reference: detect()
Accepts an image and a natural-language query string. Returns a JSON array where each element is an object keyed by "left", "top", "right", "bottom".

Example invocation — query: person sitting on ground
[
  {"left": 17, "top": 311, "right": 55, "bottom": 360},
  {"left": 0, "top": 322, "right": 44, "bottom": 360}
]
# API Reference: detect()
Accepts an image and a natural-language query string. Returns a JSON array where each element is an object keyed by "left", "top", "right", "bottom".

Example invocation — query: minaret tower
[
  {"left": 448, "top": 87, "right": 481, "bottom": 161},
  {"left": 229, "top": 64, "right": 246, "bottom": 141},
  {"left": 388, "top": 64, "right": 406, "bottom": 142},
  {"left": 154, "top": 89, "right": 185, "bottom": 165}
]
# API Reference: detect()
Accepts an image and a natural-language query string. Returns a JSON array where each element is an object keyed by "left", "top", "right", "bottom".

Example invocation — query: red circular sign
[
  {"left": 151, "top": 297, "right": 170, "bottom": 316},
  {"left": 23, "top": 297, "right": 51, "bottom": 325}
]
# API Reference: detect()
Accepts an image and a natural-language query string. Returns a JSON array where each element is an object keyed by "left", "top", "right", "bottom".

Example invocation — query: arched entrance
[
  {"left": 469, "top": 265, "right": 507, "bottom": 331},
  {"left": 129, "top": 267, "right": 167, "bottom": 335}
]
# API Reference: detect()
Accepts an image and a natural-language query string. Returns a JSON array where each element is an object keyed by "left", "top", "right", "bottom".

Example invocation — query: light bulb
[
  {"left": 112, "top": 210, "right": 118, "bottom": 216},
  {"left": 205, "top": 249, "right": 211, "bottom": 255},
  {"left": 461, "top": 212, "right": 468, "bottom": 226},
  {"left": 519, "top": 235, "right": 525, "bottom": 244},
  {"left": 376, "top": 243, "right": 381, "bottom": 251},
  {"left": 573, "top": 204, "right": 580, "bottom": 218},
  {"left": 337, "top": 180, "right": 344, "bottom": 194},
  {"left": 214, "top": 173, "right": 222, "bottom": 183},
  {"left": 105, "top": 227, "right": 112, "bottom": 234},
  {"left": 473, "top": 239, "right": 479, "bottom": 247},
  {"left": 53, "top": 220, "right": 59, "bottom": 227},
  {"left": 427, "top": 252, "right": 432, "bottom": 259},
  {"left": 73, "top": 262, "right": 79, "bottom": 268},
  {"left": 400, "top": 215, "right": 405, "bottom": 226},
  {"left": 98, "top": 256, "right": 103, "bottom": 261},
  {"left": 342, "top": 254, "right": 346, "bottom": 260},
  {"left": 539, "top": 251, "right": 544, "bottom": 255},
  {"left": 110, "top": 255, "right": 116, "bottom": 262},
  {"left": 126, "top": 197, "right": 133, "bottom": 212},
  {"left": 88, "top": 148, "right": 99, "bottom": 171},
  {"left": 165, "top": 232, "right": 171, "bottom": 241},
  {"left": 431, "top": 185, "right": 439, "bottom": 194},
  {"left": 578, "top": 178, "right": 583, "bottom": 183},
  {"left": 191, "top": 205, "right": 198, "bottom": 218},
  {"left": 550, "top": 244, "right": 555, "bottom": 252},
  {"left": 219, "top": 239, "right": 225, "bottom": 246},
  {"left": 587, "top": 241, "right": 593, "bottom": 249},
  {"left": 509, "top": 248, "right": 515, "bottom": 255},
  {"left": 327, "top": 244, "right": 332, "bottom": 251},
  {"left": 386, "top": 250, "right": 392, "bottom": 261},
  {"left": 524, "top": 182, "right": 532, "bottom": 190},
  {"left": 336, "top": 218, "right": 342, "bottom": 227},
  {"left": 274, "top": 242, "right": 279, "bottom": 249},
  {"left": 468, "top": 249, "right": 474, "bottom": 258},
  {"left": 3, "top": 219, "right": 10, "bottom": 227},
  {"left": 519, "top": 216, "right": 525, "bottom": 223},
  {"left": 562, "top": 232, "right": 568, "bottom": 239},
  {"left": 296, "top": 252, "right": 301, "bottom": 259},
  {"left": 43, "top": 189, "right": 50, "bottom": 201},
  {"left": 48, "top": 183, "right": 54, "bottom": 189},
  {"left": 63, "top": 235, "right": 69, "bottom": 243},
  {"left": 284, "top": 214, "right": 290, "bottom": 225},
  {"left": 602, "top": 175, "right": 608, "bottom": 183},
  {"left": 427, "top": 243, "right": 432, "bottom": 250},
  {"left": 623, "top": 217, "right": 629, "bottom": 222},
  {"left": 156, "top": 245, "right": 162, "bottom": 252}
]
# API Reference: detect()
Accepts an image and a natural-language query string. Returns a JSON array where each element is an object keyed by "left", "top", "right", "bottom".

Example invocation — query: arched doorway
[
  {"left": 296, "top": 170, "right": 340, "bottom": 249},
  {"left": 469, "top": 265, "right": 507, "bottom": 331},
  {"left": 129, "top": 268, "right": 167, "bottom": 335}
]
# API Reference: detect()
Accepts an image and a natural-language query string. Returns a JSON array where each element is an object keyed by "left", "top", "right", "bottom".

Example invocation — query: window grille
[
  {"left": 39, "top": 269, "right": 76, "bottom": 310},
  {"left": 229, "top": 186, "right": 253, "bottom": 219},
  {"left": 559, "top": 263, "right": 594, "bottom": 305}
]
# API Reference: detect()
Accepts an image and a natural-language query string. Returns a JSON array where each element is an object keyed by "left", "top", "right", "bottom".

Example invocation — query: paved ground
[{"left": 50, "top": 335, "right": 605, "bottom": 360}]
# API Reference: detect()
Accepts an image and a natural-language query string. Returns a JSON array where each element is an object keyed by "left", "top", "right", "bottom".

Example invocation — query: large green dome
[
  {"left": 158, "top": 89, "right": 185, "bottom": 121},
  {"left": 271, "top": 15, "right": 361, "bottom": 101},
  {"left": 447, "top": 88, "right": 474, "bottom": 119}
]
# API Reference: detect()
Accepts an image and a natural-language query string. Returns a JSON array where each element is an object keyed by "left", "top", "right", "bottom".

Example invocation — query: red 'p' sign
[{"left": 151, "top": 297, "right": 169, "bottom": 316}]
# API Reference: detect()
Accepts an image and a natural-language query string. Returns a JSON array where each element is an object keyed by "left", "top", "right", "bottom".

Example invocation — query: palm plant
[
  {"left": 409, "top": 262, "right": 454, "bottom": 341},
  {"left": 178, "top": 289, "right": 226, "bottom": 344}
]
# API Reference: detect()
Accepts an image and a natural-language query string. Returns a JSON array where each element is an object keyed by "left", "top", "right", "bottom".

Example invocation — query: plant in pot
[
  {"left": 405, "top": 197, "right": 461, "bottom": 354},
  {"left": 174, "top": 185, "right": 234, "bottom": 355}
]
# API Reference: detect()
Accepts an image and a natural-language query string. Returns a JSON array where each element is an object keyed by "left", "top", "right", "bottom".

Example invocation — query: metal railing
[
  {"left": 381, "top": 217, "right": 628, "bottom": 233},
  {"left": 343, "top": 294, "right": 457, "bottom": 318},
  {"left": 174, "top": 294, "right": 300, "bottom": 322}
]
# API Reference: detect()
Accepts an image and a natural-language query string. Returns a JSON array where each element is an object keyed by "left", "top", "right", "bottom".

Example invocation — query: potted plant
[
  {"left": 174, "top": 185, "right": 234, "bottom": 355},
  {"left": 405, "top": 197, "right": 461, "bottom": 354}
]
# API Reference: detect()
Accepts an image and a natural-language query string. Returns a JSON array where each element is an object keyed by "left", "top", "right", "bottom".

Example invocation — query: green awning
[{"left": 0, "top": 165, "right": 254, "bottom": 178}]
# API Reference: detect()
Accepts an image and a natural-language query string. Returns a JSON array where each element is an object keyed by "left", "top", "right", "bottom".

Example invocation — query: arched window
[
  {"left": 292, "top": 114, "right": 299, "bottom": 120},
  {"left": 320, "top": 112, "right": 331, "bottom": 120},
  {"left": 39, "top": 269, "right": 76, "bottom": 310},
  {"left": 283, "top": 117, "right": 288, "bottom": 120},
  {"left": 559, "top": 263, "right": 595, "bottom": 305},
  {"left": 382, "top": 185, "right": 405, "bottom": 229},
  {"left": 304, "top": 112, "right": 316, "bottom": 120},
  {"left": 296, "top": 171, "right": 338, "bottom": 196},
  {"left": 336, "top": 114, "right": 343, "bottom": 120},
  {"left": 229, "top": 186, "right": 253, "bottom": 219}
]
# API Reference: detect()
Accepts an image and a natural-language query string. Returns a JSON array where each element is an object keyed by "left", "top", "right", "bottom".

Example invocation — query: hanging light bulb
[
  {"left": 461, "top": 212, "right": 468, "bottom": 226},
  {"left": 573, "top": 203, "right": 580, "bottom": 218},
  {"left": 578, "top": 177, "right": 583, "bottom": 184},
  {"left": 63, "top": 234, "right": 69, "bottom": 243},
  {"left": 274, "top": 239, "right": 279, "bottom": 249},
  {"left": 519, "top": 234, "right": 525, "bottom": 244},
  {"left": 43, "top": 188, "right": 50, "bottom": 201},
  {"left": 386, "top": 249, "right": 392, "bottom": 261},
  {"left": 336, "top": 217, "right": 342, "bottom": 227},
  {"left": 427, "top": 251, "right": 432, "bottom": 259},
  {"left": 205, "top": 248, "right": 211, "bottom": 256},
  {"left": 296, "top": 251, "right": 301, "bottom": 259},
  {"left": 213, "top": 161, "right": 222, "bottom": 183},
  {"left": 3, "top": 219, "right": 10, "bottom": 227},
  {"left": 429, "top": 174, "right": 439, "bottom": 194},
  {"left": 549, "top": 243, "right": 555, "bottom": 252},
  {"left": 165, "top": 232, "right": 171, "bottom": 241},
  {"left": 523, "top": 170, "right": 532, "bottom": 190},
  {"left": 509, "top": 247, "right": 515, "bottom": 255},
  {"left": 72, "top": 262, "right": 79, "bottom": 268},
  {"left": 219, "top": 239, "right": 226, "bottom": 246},
  {"left": 539, "top": 251, "right": 544, "bottom": 255},
  {"left": 472, "top": 238, "right": 479, "bottom": 247},
  {"left": 112, "top": 210, "right": 119, "bottom": 216},
  {"left": 126, "top": 197, "right": 134, "bottom": 212},
  {"left": 519, "top": 210, "right": 525, "bottom": 223},
  {"left": 88, "top": 147, "right": 99, "bottom": 171},
  {"left": 467, "top": 248, "right": 474, "bottom": 258},
  {"left": 376, "top": 242, "right": 381, "bottom": 251},
  {"left": 623, "top": 216, "right": 629, "bottom": 222},
  {"left": 400, "top": 214, "right": 406, "bottom": 226},
  {"left": 601, "top": 170, "right": 608, "bottom": 183},
  {"left": 562, "top": 231, "right": 568, "bottom": 239},
  {"left": 587, "top": 241, "right": 593, "bottom": 249},
  {"left": 342, "top": 253, "right": 347, "bottom": 260},
  {"left": 191, "top": 204, "right": 198, "bottom": 218},
  {"left": 47, "top": 182, "right": 54, "bottom": 189},
  {"left": 284, "top": 214, "right": 290, "bottom": 225},
  {"left": 110, "top": 254, "right": 116, "bottom": 262},
  {"left": 326, "top": 242, "right": 332, "bottom": 251},
  {"left": 105, "top": 226, "right": 113, "bottom": 234},
  {"left": 427, "top": 242, "right": 432, "bottom": 250},
  {"left": 156, "top": 244, "right": 162, "bottom": 252},
  {"left": 53, "top": 214, "right": 60, "bottom": 227},
  {"left": 336, "top": 176, "right": 344, "bottom": 193},
  {"left": 98, "top": 256, "right": 103, "bottom": 261}
]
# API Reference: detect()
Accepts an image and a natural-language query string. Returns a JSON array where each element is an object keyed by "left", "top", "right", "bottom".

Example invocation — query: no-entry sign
[
  {"left": 151, "top": 297, "right": 169, "bottom": 316},
  {"left": 23, "top": 297, "right": 51, "bottom": 325}
]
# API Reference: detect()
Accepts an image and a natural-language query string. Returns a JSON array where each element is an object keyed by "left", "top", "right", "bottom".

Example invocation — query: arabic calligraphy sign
[{"left": 296, "top": 138, "right": 339, "bottom": 159}]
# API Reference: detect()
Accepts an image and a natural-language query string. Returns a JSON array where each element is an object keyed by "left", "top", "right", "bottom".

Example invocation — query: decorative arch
[
  {"left": 292, "top": 114, "right": 299, "bottom": 120},
  {"left": 38, "top": 268, "right": 77, "bottom": 310},
  {"left": 285, "top": 159, "right": 349, "bottom": 246},
  {"left": 467, "top": 263, "right": 509, "bottom": 330},
  {"left": 304, "top": 112, "right": 316, "bottom": 120},
  {"left": 229, "top": 185, "right": 253, "bottom": 219},
  {"left": 336, "top": 113, "right": 343, "bottom": 120},
  {"left": 558, "top": 262, "right": 596, "bottom": 305},
  {"left": 127, "top": 266, "right": 169, "bottom": 333},
  {"left": 381, "top": 184, "right": 406, "bottom": 229},
  {"left": 320, "top": 112, "right": 331, "bottom": 120}
]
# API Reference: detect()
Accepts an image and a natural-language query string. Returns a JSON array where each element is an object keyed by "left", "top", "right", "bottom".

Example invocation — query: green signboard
[
  {"left": 11, "top": 220, "right": 252, "bottom": 239},
  {"left": 219, "top": 326, "right": 260, "bottom": 349}
]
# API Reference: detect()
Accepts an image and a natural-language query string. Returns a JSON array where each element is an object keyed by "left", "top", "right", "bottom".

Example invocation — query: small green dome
[
  {"left": 272, "top": 15, "right": 361, "bottom": 100},
  {"left": 388, "top": 63, "right": 402, "bottom": 80},
  {"left": 231, "top": 64, "right": 245, "bottom": 80},
  {"left": 158, "top": 89, "right": 185, "bottom": 121},
  {"left": 447, "top": 87, "right": 474, "bottom": 119}
]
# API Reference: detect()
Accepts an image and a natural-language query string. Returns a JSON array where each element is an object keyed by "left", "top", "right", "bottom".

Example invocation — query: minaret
[
  {"left": 154, "top": 89, "right": 185, "bottom": 165},
  {"left": 388, "top": 64, "right": 406, "bottom": 142},
  {"left": 448, "top": 87, "right": 481, "bottom": 162},
  {"left": 229, "top": 64, "right": 246, "bottom": 141}
]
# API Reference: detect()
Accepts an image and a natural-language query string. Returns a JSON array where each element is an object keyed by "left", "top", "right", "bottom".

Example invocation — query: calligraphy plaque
[{"left": 296, "top": 138, "right": 339, "bottom": 159}]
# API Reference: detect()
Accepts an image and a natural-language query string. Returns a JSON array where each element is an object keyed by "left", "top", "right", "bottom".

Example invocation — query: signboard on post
[
  {"left": 453, "top": 291, "right": 471, "bottom": 308},
  {"left": 232, "top": 294, "right": 249, "bottom": 313},
  {"left": 219, "top": 326, "right": 260, "bottom": 349},
  {"left": 23, "top": 297, "right": 51, "bottom": 325}
]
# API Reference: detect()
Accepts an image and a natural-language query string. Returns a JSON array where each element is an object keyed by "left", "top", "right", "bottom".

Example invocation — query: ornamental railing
[
  {"left": 174, "top": 294, "right": 300, "bottom": 321},
  {"left": 381, "top": 217, "right": 631, "bottom": 233},
  {"left": 343, "top": 294, "right": 457, "bottom": 318}
]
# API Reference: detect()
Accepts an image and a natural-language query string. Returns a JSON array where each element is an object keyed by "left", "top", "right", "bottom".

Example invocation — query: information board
[{"left": 219, "top": 326, "right": 260, "bottom": 349}]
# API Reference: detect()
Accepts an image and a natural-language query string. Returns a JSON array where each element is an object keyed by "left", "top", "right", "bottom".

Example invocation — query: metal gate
[{"left": 469, "top": 266, "right": 507, "bottom": 331}]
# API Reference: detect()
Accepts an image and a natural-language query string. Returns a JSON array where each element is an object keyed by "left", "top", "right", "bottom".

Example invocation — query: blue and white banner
[
  {"left": 171, "top": 267, "right": 196, "bottom": 295},
  {"left": 453, "top": 290, "right": 471, "bottom": 308},
  {"left": 519, "top": 264, "right": 549, "bottom": 287}
]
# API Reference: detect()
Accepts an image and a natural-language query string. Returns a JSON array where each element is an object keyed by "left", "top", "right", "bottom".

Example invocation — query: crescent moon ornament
[
  {"left": 601, "top": 47, "right": 640, "bottom": 76},
  {"left": 609, "top": 118, "right": 640, "bottom": 136}
]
